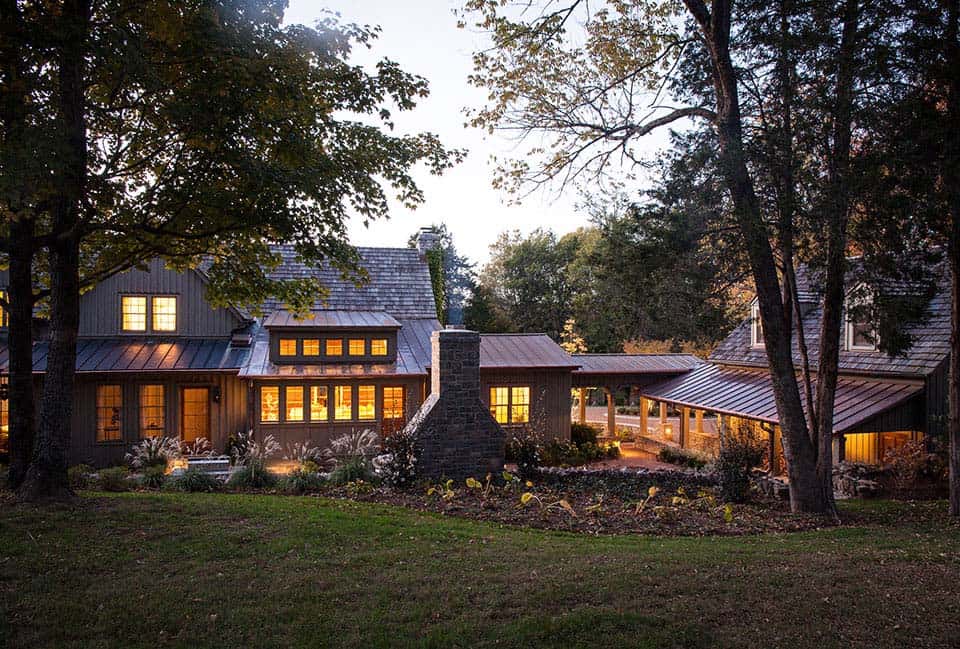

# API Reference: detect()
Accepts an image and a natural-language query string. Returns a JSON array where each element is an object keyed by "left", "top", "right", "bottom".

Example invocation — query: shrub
[
  {"left": 227, "top": 464, "right": 277, "bottom": 489},
  {"left": 329, "top": 457, "right": 376, "bottom": 485},
  {"left": 882, "top": 440, "right": 947, "bottom": 494},
  {"left": 716, "top": 427, "right": 766, "bottom": 503},
  {"left": 68, "top": 464, "right": 95, "bottom": 489},
  {"left": 283, "top": 440, "right": 332, "bottom": 470},
  {"left": 125, "top": 436, "right": 180, "bottom": 470},
  {"left": 570, "top": 422, "right": 599, "bottom": 446},
  {"left": 540, "top": 439, "right": 619, "bottom": 467},
  {"left": 330, "top": 429, "right": 379, "bottom": 463},
  {"left": 657, "top": 446, "right": 708, "bottom": 470},
  {"left": 374, "top": 427, "right": 418, "bottom": 488},
  {"left": 167, "top": 468, "right": 221, "bottom": 492},
  {"left": 276, "top": 469, "right": 326, "bottom": 494},
  {"left": 506, "top": 434, "right": 540, "bottom": 480},
  {"left": 97, "top": 466, "right": 132, "bottom": 492},
  {"left": 140, "top": 465, "right": 167, "bottom": 489},
  {"left": 0, "top": 464, "right": 8, "bottom": 490},
  {"left": 223, "top": 431, "right": 250, "bottom": 465}
]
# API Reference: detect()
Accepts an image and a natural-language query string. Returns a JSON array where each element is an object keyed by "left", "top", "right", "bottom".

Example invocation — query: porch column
[
  {"left": 680, "top": 407, "right": 690, "bottom": 449},
  {"left": 659, "top": 402, "right": 667, "bottom": 425},
  {"left": 834, "top": 434, "right": 846, "bottom": 463},
  {"left": 578, "top": 387, "right": 587, "bottom": 424},
  {"left": 604, "top": 388, "right": 616, "bottom": 436},
  {"left": 639, "top": 396, "right": 648, "bottom": 435},
  {"left": 695, "top": 410, "right": 703, "bottom": 435}
]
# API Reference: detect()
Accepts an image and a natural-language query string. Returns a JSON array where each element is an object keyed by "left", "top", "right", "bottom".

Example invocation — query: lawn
[{"left": 1, "top": 494, "right": 958, "bottom": 649}]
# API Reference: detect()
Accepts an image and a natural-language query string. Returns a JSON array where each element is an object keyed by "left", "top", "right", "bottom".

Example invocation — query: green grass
[{"left": 1, "top": 494, "right": 959, "bottom": 649}]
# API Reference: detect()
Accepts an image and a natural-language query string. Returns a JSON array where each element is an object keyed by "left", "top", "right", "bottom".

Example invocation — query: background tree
[
  {"left": 1, "top": 0, "right": 461, "bottom": 500},
  {"left": 462, "top": 283, "right": 512, "bottom": 333},
  {"left": 408, "top": 223, "right": 475, "bottom": 324}
]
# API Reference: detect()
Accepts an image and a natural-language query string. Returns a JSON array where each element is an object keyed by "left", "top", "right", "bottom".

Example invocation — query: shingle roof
[
  {"left": 572, "top": 354, "right": 700, "bottom": 375},
  {"left": 263, "top": 310, "right": 400, "bottom": 329},
  {"left": 478, "top": 334, "right": 579, "bottom": 369},
  {"left": 239, "top": 318, "right": 439, "bottom": 378},
  {"left": 642, "top": 362, "right": 923, "bottom": 433},
  {"left": 262, "top": 245, "right": 437, "bottom": 319},
  {"left": 710, "top": 276, "right": 950, "bottom": 377},
  {"left": 0, "top": 338, "right": 249, "bottom": 373}
]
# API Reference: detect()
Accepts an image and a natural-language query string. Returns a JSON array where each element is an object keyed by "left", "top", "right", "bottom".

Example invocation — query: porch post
[
  {"left": 639, "top": 396, "right": 648, "bottom": 435},
  {"left": 659, "top": 402, "right": 667, "bottom": 425},
  {"left": 695, "top": 410, "right": 703, "bottom": 435},
  {"left": 605, "top": 388, "right": 616, "bottom": 436},
  {"left": 578, "top": 387, "right": 587, "bottom": 424},
  {"left": 680, "top": 407, "right": 690, "bottom": 449}
]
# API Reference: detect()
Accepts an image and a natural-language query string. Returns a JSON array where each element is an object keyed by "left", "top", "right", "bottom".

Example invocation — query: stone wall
[{"left": 405, "top": 328, "right": 505, "bottom": 480}]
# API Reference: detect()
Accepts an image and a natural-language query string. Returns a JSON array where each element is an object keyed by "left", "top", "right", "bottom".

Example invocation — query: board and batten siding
[
  {"left": 480, "top": 369, "right": 572, "bottom": 441},
  {"left": 78, "top": 258, "right": 244, "bottom": 338},
  {"left": 69, "top": 372, "right": 248, "bottom": 467}
]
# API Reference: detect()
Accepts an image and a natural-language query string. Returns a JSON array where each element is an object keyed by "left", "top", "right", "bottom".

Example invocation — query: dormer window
[
  {"left": 750, "top": 302, "right": 764, "bottom": 348},
  {"left": 151, "top": 296, "right": 177, "bottom": 331},
  {"left": 303, "top": 339, "right": 320, "bottom": 356},
  {"left": 279, "top": 339, "right": 297, "bottom": 356},
  {"left": 845, "top": 287, "right": 878, "bottom": 352},
  {"left": 349, "top": 339, "right": 366, "bottom": 355},
  {"left": 326, "top": 339, "right": 343, "bottom": 356},
  {"left": 121, "top": 296, "right": 147, "bottom": 331},
  {"left": 371, "top": 339, "right": 388, "bottom": 356},
  {"left": 121, "top": 294, "right": 177, "bottom": 333}
]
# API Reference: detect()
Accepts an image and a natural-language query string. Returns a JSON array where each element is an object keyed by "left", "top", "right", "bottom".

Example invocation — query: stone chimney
[
  {"left": 415, "top": 226, "right": 441, "bottom": 258},
  {"left": 403, "top": 328, "right": 505, "bottom": 480}
]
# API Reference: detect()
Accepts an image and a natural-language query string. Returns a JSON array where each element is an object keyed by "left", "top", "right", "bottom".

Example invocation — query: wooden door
[{"left": 181, "top": 387, "right": 210, "bottom": 443}]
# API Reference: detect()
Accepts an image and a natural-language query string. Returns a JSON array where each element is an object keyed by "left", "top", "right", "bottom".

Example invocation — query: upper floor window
[
  {"left": 151, "top": 296, "right": 177, "bottom": 332},
  {"left": 845, "top": 288, "right": 878, "bottom": 352},
  {"left": 326, "top": 339, "right": 343, "bottom": 356},
  {"left": 279, "top": 339, "right": 297, "bottom": 356},
  {"left": 303, "top": 339, "right": 320, "bottom": 356},
  {"left": 121, "top": 294, "right": 177, "bottom": 333},
  {"left": 121, "top": 296, "right": 147, "bottom": 332},
  {"left": 750, "top": 302, "right": 764, "bottom": 348},
  {"left": 0, "top": 289, "right": 8, "bottom": 328},
  {"left": 371, "top": 339, "right": 388, "bottom": 356},
  {"left": 349, "top": 339, "right": 366, "bottom": 355}
]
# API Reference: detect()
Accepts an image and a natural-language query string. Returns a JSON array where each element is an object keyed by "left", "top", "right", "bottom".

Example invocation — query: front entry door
[{"left": 181, "top": 387, "right": 210, "bottom": 443}]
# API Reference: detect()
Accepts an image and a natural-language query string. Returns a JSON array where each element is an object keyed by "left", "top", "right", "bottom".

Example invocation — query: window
[
  {"left": 371, "top": 339, "right": 388, "bottom": 356},
  {"left": 846, "top": 289, "right": 878, "bottom": 351},
  {"left": 96, "top": 385, "right": 123, "bottom": 442},
  {"left": 285, "top": 386, "right": 304, "bottom": 421},
  {"left": 303, "top": 339, "right": 320, "bottom": 356},
  {"left": 279, "top": 339, "right": 297, "bottom": 356},
  {"left": 326, "top": 339, "right": 343, "bottom": 356},
  {"left": 0, "top": 289, "right": 7, "bottom": 328},
  {"left": 510, "top": 387, "right": 530, "bottom": 424},
  {"left": 139, "top": 385, "right": 165, "bottom": 437},
  {"left": 750, "top": 302, "right": 763, "bottom": 347},
  {"left": 489, "top": 386, "right": 530, "bottom": 425},
  {"left": 349, "top": 339, "right": 366, "bottom": 356},
  {"left": 260, "top": 386, "right": 279, "bottom": 422},
  {"left": 358, "top": 385, "right": 375, "bottom": 420},
  {"left": 310, "top": 386, "right": 328, "bottom": 421},
  {"left": 151, "top": 296, "right": 177, "bottom": 331},
  {"left": 334, "top": 385, "right": 352, "bottom": 420},
  {"left": 0, "top": 378, "right": 8, "bottom": 450},
  {"left": 382, "top": 386, "right": 404, "bottom": 420},
  {"left": 121, "top": 296, "right": 147, "bottom": 332}
]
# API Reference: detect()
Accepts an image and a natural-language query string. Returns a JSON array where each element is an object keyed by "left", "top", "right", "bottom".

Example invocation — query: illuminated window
[
  {"left": 121, "top": 296, "right": 147, "bottom": 332},
  {"left": 371, "top": 339, "right": 388, "bottom": 356},
  {"left": 139, "top": 385, "right": 165, "bottom": 437},
  {"left": 326, "top": 339, "right": 343, "bottom": 356},
  {"left": 490, "top": 386, "right": 530, "bottom": 424},
  {"left": 285, "top": 386, "right": 304, "bottom": 421},
  {"left": 260, "top": 386, "right": 279, "bottom": 422},
  {"left": 750, "top": 302, "right": 763, "bottom": 347},
  {"left": 310, "top": 386, "right": 328, "bottom": 421},
  {"left": 382, "top": 386, "right": 404, "bottom": 420},
  {"left": 0, "top": 378, "right": 8, "bottom": 449},
  {"left": 511, "top": 387, "right": 530, "bottom": 423},
  {"left": 349, "top": 339, "right": 366, "bottom": 355},
  {"left": 279, "top": 339, "right": 297, "bottom": 356},
  {"left": 151, "top": 296, "right": 177, "bottom": 331},
  {"left": 334, "top": 385, "right": 352, "bottom": 420},
  {"left": 490, "top": 387, "right": 509, "bottom": 424},
  {"left": 96, "top": 384, "right": 123, "bottom": 441},
  {"left": 303, "top": 339, "right": 320, "bottom": 356},
  {"left": 0, "top": 289, "right": 7, "bottom": 328},
  {"left": 358, "top": 385, "right": 375, "bottom": 420}
]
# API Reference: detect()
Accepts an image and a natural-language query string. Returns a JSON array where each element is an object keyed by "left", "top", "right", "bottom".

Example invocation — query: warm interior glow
[
  {"left": 511, "top": 387, "right": 530, "bottom": 423},
  {"left": 181, "top": 387, "right": 209, "bottom": 442},
  {"left": 349, "top": 339, "right": 366, "bottom": 355},
  {"left": 383, "top": 386, "right": 404, "bottom": 420},
  {"left": 490, "top": 387, "right": 509, "bottom": 424},
  {"left": 303, "top": 339, "right": 320, "bottom": 356},
  {"left": 326, "top": 339, "right": 343, "bottom": 356},
  {"left": 371, "top": 339, "right": 388, "bottom": 356},
  {"left": 663, "top": 423, "right": 673, "bottom": 439},
  {"left": 0, "top": 289, "right": 7, "bottom": 327},
  {"left": 310, "top": 385, "right": 328, "bottom": 421},
  {"left": 285, "top": 386, "right": 304, "bottom": 421},
  {"left": 334, "top": 385, "right": 352, "bottom": 419},
  {"left": 139, "top": 384, "right": 165, "bottom": 437},
  {"left": 260, "top": 386, "right": 279, "bottom": 422},
  {"left": 96, "top": 384, "right": 122, "bottom": 441},
  {"left": 267, "top": 460, "right": 300, "bottom": 475},
  {"left": 279, "top": 339, "right": 297, "bottom": 356},
  {"left": 151, "top": 296, "right": 177, "bottom": 331},
  {"left": 358, "top": 385, "right": 375, "bottom": 420},
  {"left": 121, "top": 296, "right": 147, "bottom": 331},
  {"left": 165, "top": 457, "right": 189, "bottom": 474}
]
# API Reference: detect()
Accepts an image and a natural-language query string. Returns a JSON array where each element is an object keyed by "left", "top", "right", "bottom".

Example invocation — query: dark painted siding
[
  {"left": 78, "top": 259, "right": 243, "bottom": 338},
  {"left": 924, "top": 357, "right": 948, "bottom": 437},
  {"left": 845, "top": 393, "right": 925, "bottom": 434},
  {"left": 480, "top": 369, "right": 572, "bottom": 441},
  {"left": 70, "top": 372, "right": 248, "bottom": 467}
]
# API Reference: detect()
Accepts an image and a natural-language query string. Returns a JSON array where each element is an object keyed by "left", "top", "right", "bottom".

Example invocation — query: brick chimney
[
  {"left": 415, "top": 226, "right": 441, "bottom": 259},
  {"left": 403, "top": 328, "right": 505, "bottom": 479}
]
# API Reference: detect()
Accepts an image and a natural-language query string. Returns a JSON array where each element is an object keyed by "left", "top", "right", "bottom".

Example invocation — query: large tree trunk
[
  {"left": 945, "top": 0, "right": 960, "bottom": 518},
  {"left": 685, "top": 0, "right": 825, "bottom": 512},
  {"left": 17, "top": 0, "right": 89, "bottom": 502}
]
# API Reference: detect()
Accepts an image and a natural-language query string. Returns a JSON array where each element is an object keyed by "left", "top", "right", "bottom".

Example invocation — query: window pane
[
  {"left": 152, "top": 296, "right": 177, "bottom": 331},
  {"left": 382, "top": 387, "right": 404, "bottom": 420},
  {"left": 139, "top": 385, "right": 165, "bottom": 437},
  {"left": 334, "top": 385, "right": 352, "bottom": 420},
  {"left": 349, "top": 339, "right": 366, "bottom": 355},
  {"left": 852, "top": 322, "right": 874, "bottom": 348},
  {"left": 511, "top": 387, "right": 530, "bottom": 424},
  {"left": 310, "top": 386, "right": 328, "bottom": 421},
  {"left": 260, "top": 386, "right": 279, "bottom": 422},
  {"left": 285, "top": 386, "right": 304, "bottom": 421},
  {"left": 181, "top": 388, "right": 210, "bottom": 443},
  {"left": 279, "top": 339, "right": 297, "bottom": 356},
  {"left": 0, "top": 290, "right": 7, "bottom": 328},
  {"left": 358, "top": 385, "right": 375, "bottom": 420},
  {"left": 371, "top": 339, "right": 388, "bottom": 356},
  {"left": 326, "top": 339, "right": 343, "bottom": 356},
  {"left": 490, "top": 387, "right": 509, "bottom": 424},
  {"left": 303, "top": 339, "right": 320, "bottom": 356},
  {"left": 121, "top": 296, "right": 146, "bottom": 332},
  {"left": 97, "top": 385, "right": 123, "bottom": 441}
]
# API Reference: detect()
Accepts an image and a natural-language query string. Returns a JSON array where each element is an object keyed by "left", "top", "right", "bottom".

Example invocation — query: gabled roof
[
  {"left": 263, "top": 310, "right": 401, "bottom": 329},
  {"left": 642, "top": 362, "right": 923, "bottom": 433},
  {"left": 479, "top": 334, "right": 579, "bottom": 369},
  {"left": 262, "top": 245, "right": 437, "bottom": 319},
  {"left": 572, "top": 353, "right": 699, "bottom": 375}
]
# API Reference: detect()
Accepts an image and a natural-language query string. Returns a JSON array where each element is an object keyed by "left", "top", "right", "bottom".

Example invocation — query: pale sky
[{"left": 284, "top": 0, "right": 668, "bottom": 265}]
